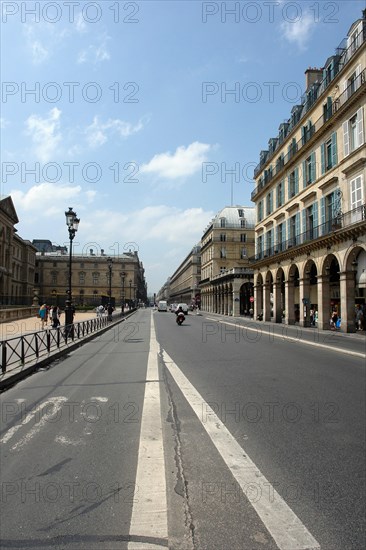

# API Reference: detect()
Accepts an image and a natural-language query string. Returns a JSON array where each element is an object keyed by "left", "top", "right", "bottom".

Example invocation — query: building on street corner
[
  {"left": 251, "top": 11, "right": 366, "bottom": 332},
  {"left": 199, "top": 206, "right": 255, "bottom": 316}
]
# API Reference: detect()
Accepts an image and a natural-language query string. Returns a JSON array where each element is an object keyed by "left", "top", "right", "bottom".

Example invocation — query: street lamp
[
  {"left": 121, "top": 271, "right": 126, "bottom": 314},
  {"left": 107, "top": 257, "right": 113, "bottom": 305},
  {"left": 65, "top": 207, "right": 80, "bottom": 334}
]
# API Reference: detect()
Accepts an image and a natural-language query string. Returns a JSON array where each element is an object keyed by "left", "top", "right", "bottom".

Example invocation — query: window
[
  {"left": 79, "top": 272, "right": 85, "bottom": 284},
  {"left": 287, "top": 213, "right": 299, "bottom": 247},
  {"left": 277, "top": 180, "right": 284, "bottom": 207},
  {"left": 257, "top": 201, "right": 263, "bottom": 222},
  {"left": 350, "top": 175, "right": 364, "bottom": 222},
  {"left": 276, "top": 153, "right": 284, "bottom": 172},
  {"left": 220, "top": 234, "right": 226, "bottom": 242},
  {"left": 323, "top": 98, "right": 332, "bottom": 122},
  {"left": 343, "top": 108, "right": 364, "bottom": 156},
  {"left": 220, "top": 247, "right": 226, "bottom": 258},
  {"left": 92, "top": 272, "right": 99, "bottom": 284},
  {"left": 302, "top": 120, "right": 314, "bottom": 144},
  {"left": 220, "top": 218, "right": 226, "bottom": 228},
  {"left": 276, "top": 222, "right": 285, "bottom": 252},
  {"left": 265, "top": 230, "right": 273, "bottom": 255},
  {"left": 266, "top": 191, "right": 273, "bottom": 216},
  {"left": 240, "top": 234, "right": 246, "bottom": 242},
  {"left": 288, "top": 168, "right": 298, "bottom": 198},
  {"left": 257, "top": 235, "right": 264, "bottom": 259},
  {"left": 303, "top": 153, "right": 316, "bottom": 187},
  {"left": 321, "top": 132, "right": 337, "bottom": 173},
  {"left": 51, "top": 271, "right": 57, "bottom": 285},
  {"left": 80, "top": 262, "right": 84, "bottom": 268},
  {"left": 240, "top": 247, "right": 247, "bottom": 259},
  {"left": 320, "top": 191, "right": 339, "bottom": 233},
  {"left": 53, "top": 262, "right": 57, "bottom": 267},
  {"left": 240, "top": 219, "right": 246, "bottom": 228},
  {"left": 237, "top": 209, "right": 243, "bottom": 217}
]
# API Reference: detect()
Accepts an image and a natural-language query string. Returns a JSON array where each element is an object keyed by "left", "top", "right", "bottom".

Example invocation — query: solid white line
[
  {"left": 127, "top": 313, "right": 168, "bottom": 549},
  {"left": 219, "top": 319, "right": 366, "bottom": 359},
  {"left": 162, "top": 349, "right": 320, "bottom": 550}
]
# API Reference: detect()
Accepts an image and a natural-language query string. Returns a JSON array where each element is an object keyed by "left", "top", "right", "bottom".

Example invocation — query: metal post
[{"left": 64, "top": 207, "right": 80, "bottom": 337}]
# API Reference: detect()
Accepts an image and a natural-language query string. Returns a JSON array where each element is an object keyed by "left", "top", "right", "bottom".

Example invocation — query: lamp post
[
  {"left": 107, "top": 257, "right": 113, "bottom": 305},
  {"left": 129, "top": 279, "right": 132, "bottom": 308},
  {"left": 121, "top": 271, "right": 126, "bottom": 314},
  {"left": 65, "top": 207, "right": 80, "bottom": 334}
]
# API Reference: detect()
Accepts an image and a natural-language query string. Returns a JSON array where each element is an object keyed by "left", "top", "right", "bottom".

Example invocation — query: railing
[
  {"left": 0, "top": 312, "right": 126, "bottom": 375},
  {"left": 254, "top": 203, "right": 366, "bottom": 260},
  {"left": 252, "top": 68, "right": 365, "bottom": 194}
]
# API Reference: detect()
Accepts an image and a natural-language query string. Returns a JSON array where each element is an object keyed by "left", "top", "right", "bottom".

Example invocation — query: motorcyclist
[{"left": 175, "top": 306, "right": 185, "bottom": 324}]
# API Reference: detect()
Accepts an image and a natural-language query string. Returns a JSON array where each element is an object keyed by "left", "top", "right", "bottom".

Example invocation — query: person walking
[
  {"left": 39, "top": 304, "right": 47, "bottom": 329},
  {"left": 51, "top": 306, "right": 61, "bottom": 328}
]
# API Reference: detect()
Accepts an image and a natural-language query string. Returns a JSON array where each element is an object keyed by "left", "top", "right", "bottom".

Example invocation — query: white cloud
[
  {"left": 25, "top": 108, "right": 62, "bottom": 163},
  {"left": 30, "top": 40, "right": 49, "bottom": 64},
  {"left": 141, "top": 142, "right": 212, "bottom": 179},
  {"left": 78, "top": 205, "right": 214, "bottom": 249},
  {"left": 85, "top": 116, "right": 144, "bottom": 148},
  {"left": 11, "top": 183, "right": 83, "bottom": 216},
  {"left": 281, "top": 11, "right": 315, "bottom": 50},
  {"left": 77, "top": 34, "right": 111, "bottom": 64},
  {"left": 0, "top": 118, "right": 9, "bottom": 129}
]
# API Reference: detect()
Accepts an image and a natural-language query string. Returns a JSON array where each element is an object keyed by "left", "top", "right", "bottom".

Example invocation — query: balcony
[{"left": 254, "top": 203, "right": 366, "bottom": 260}]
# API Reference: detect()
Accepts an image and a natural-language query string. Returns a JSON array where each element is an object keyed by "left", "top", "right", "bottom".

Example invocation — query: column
[
  {"left": 263, "top": 283, "right": 271, "bottom": 322},
  {"left": 339, "top": 271, "right": 356, "bottom": 333},
  {"left": 254, "top": 284, "right": 263, "bottom": 320},
  {"left": 317, "top": 274, "right": 330, "bottom": 330},
  {"left": 272, "top": 281, "right": 282, "bottom": 323},
  {"left": 299, "top": 278, "right": 311, "bottom": 327},
  {"left": 284, "top": 280, "right": 295, "bottom": 324}
]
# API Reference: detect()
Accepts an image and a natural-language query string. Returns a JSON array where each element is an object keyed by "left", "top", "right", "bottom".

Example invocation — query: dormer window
[
  {"left": 238, "top": 209, "right": 243, "bottom": 217},
  {"left": 220, "top": 218, "right": 226, "bottom": 228}
]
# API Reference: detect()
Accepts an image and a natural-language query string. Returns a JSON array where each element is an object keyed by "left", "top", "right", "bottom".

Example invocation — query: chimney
[
  {"left": 90, "top": 248, "right": 94, "bottom": 256},
  {"left": 305, "top": 67, "right": 323, "bottom": 91},
  {"left": 101, "top": 249, "right": 104, "bottom": 256}
]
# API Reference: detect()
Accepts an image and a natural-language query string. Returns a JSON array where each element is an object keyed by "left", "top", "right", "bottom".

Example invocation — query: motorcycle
[{"left": 176, "top": 311, "right": 185, "bottom": 325}]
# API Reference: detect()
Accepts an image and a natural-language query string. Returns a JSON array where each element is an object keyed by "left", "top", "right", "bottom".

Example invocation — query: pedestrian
[
  {"left": 310, "top": 308, "right": 314, "bottom": 326},
  {"left": 331, "top": 310, "right": 338, "bottom": 330},
  {"left": 51, "top": 305, "right": 60, "bottom": 328},
  {"left": 356, "top": 305, "right": 364, "bottom": 331},
  {"left": 96, "top": 304, "right": 104, "bottom": 318},
  {"left": 38, "top": 304, "right": 47, "bottom": 329},
  {"left": 107, "top": 303, "right": 114, "bottom": 321}
]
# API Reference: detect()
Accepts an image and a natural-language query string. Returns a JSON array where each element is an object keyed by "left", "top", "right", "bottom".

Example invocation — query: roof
[{"left": 213, "top": 206, "right": 255, "bottom": 227}]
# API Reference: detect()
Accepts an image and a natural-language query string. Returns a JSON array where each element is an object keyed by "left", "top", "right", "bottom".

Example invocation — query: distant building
[
  {"left": 168, "top": 244, "right": 201, "bottom": 307},
  {"left": 199, "top": 206, "right": 255, "bottom": 316},
  {"left": 251, "top": 11, "right": 366, "bottom": 332},
  {"left": 0, "top": 196, "right": 37, "bottom": 305},
  {"left": 32, "top": 240, "right": 67, "bottom": 254},
  {"left": 35, "top": 247, "right": 147, "bottom": 307}
]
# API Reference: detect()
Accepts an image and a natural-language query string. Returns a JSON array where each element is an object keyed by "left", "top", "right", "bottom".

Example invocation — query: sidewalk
[{"left": 0, "top": 310, "right": 99, "bottom": 340}]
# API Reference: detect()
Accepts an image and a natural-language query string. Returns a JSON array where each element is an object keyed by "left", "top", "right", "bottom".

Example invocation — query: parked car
[{"left": 176, "top": 303, "right": 189, "bottom": 314}]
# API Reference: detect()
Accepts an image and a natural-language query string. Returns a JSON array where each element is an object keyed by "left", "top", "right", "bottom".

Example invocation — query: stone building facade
[
  {"left": 199, "top": 206, "right": 255, "bottom": 316},
  {"left": 251, "top": 12, "right": 366, "bottom": 332},
  {"left": 35, "top": 249, "right": 147, "bottom": 308},
  {"left": 0, "top": 196, "right": 37, "bottom": 305},
  {"left": 168, "top": 244, "right": 201, "bottom": 307}
]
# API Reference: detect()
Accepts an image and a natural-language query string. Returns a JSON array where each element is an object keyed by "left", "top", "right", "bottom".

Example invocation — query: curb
[{"left": 0, "top": 311, "right": 136, "bottom": 392}]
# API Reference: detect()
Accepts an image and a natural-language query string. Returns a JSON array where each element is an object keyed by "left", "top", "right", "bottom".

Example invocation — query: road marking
[
  {"left": 11, "top": 397, "right": 68, "bottom": 451},
  {"left": 127, "top": 313, "right": 168, "bottom": 549},
  {"left": 162, "top": 348, "right": 320, "bottom": 550},
  {"left": 212, "top": 318, "right": 366, "bottom": 359}
]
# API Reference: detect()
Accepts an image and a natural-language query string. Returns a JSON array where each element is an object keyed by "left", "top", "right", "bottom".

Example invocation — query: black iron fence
[{"left": 0, "top": 312, "right": 125, "bottom": 375}]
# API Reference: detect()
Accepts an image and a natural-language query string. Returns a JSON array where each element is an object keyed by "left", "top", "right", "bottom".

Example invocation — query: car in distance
[
  {"left": 170, "top": 303, "right": 178, "bottom": 312},
  {"left": 176, "top": 303, "right": 189, "bottom": 314},
  {"left": 158, "top": 300, "right": 168, "bottom": 311}
]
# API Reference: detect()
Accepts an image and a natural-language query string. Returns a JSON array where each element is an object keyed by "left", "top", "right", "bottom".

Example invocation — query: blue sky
[{"left": 1, "top": 0, "right": 364, "bottom": 293}]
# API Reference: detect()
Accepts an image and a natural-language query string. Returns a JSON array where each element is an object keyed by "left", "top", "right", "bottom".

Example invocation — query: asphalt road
[{"left": 0, "top": 309, "right": 365, "bottom": 550}]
